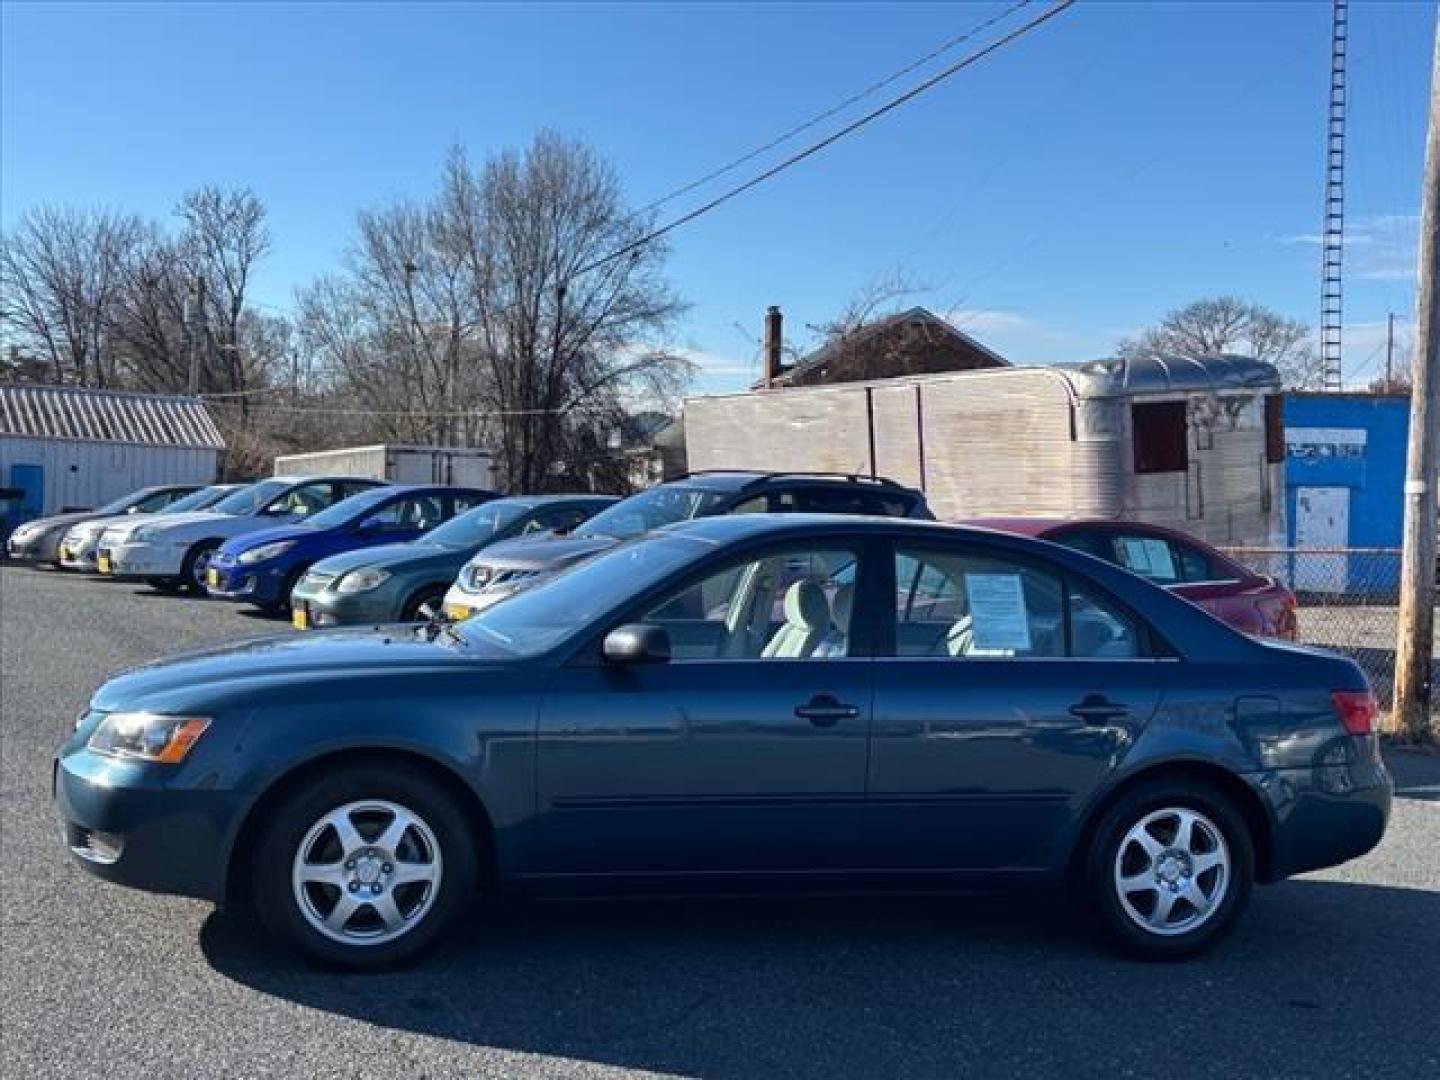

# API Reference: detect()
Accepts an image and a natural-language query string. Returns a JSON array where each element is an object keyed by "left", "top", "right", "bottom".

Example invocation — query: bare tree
[
  {"left": 303, "top": 134, "right": 689, "bottom": 490},
  {"left": 0, "top": 206, "right": 143, "bottom": 386},
  {"left": 1117, "top": 296, "right": 1325, "bottom": 389},
  {"left": 803, "top": 269, "right": 931, "bottom": 382}
]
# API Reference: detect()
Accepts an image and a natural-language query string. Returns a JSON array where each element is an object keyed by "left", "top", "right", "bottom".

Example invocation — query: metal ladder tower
[{"left": 1320, "top": 0, "right": 1349, "bottom": 390}]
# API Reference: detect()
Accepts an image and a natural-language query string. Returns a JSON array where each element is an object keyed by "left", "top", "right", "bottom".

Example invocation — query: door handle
[
  {"left": 794, "top": 694, "right": 860, "bottom": 727},
  {"left": 1068, "top": 694, "right": 1130, "bottom": 724}
]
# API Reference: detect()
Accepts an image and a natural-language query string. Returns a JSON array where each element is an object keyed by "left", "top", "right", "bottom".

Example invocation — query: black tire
[
  {"left": 400, "top": 584, "right": 448, "bottom": 623},
  {"left": 258, "top": 564, "right": 309, "bottom": 615},
  {"left": 179, "top": 540, "right": 221, "bottom": 596},
  {"left": 251, "top": 760, "right": 478, "bottom": 971},
  {"left": 1084, "top": 778, "right": 1254, "bottom": 961}
]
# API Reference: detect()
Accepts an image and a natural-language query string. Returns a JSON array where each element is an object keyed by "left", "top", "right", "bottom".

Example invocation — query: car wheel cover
[
  {"left": 191, "top": 546, "right": 216, "bottom": 588},
  {"left": 1112, "top": 806, "right": 1230, "bottom": 938},
  {"left": 291, "top": 798, "right": 443, "bottom": 946}
]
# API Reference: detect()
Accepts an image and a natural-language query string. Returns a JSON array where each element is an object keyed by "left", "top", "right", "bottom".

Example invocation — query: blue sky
[{"left": 2, "top": 1, "right": 1432, "bottom": 392}]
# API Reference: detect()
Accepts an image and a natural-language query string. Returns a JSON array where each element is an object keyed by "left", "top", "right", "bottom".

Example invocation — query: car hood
[
  {"left": 91, "top": 627, "right": 489, "bottom": 713},
  {"left": 116, "top": 510, "right": 276, "bottom": 540},
  {"left": 469, "top": 532, "right": 618, "bottom": 572},
  {"left": 312, "top": 541, "right": 460, "bottom": 577},
  {"left": 16, "top": 510, "right": 98, "bottom": 533},
  {"left": 64, "top": 512, "right": 143, "bottom": 536},
  {"left": 223, "top": 521, "right": 319, "bottom": 554}
]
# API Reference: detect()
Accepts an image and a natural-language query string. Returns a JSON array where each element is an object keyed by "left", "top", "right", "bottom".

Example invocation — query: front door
[
  {"left": 866, "top": 541, "right": 1167, "bottom": 873},
  {"left": 532, "top": 541, "right": 872, "bottom": 878}
]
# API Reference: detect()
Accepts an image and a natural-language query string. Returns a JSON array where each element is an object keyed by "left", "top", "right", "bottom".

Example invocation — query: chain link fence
[{"left": 1220, "top": 547, "right": 1437, "bottom": 714}]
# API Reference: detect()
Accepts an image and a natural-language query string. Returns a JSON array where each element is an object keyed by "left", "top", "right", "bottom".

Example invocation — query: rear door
[{"left": 866, "top": 538, "right": 1170, "bottom": 873}]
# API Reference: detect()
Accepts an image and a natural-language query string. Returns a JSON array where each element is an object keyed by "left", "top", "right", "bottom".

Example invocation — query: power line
[
  {"left": 576, "top": 0, "right": 1079, "bottom": 277},
  {"left": 634, "top": 0, "right": 1038, "bottom": 216}
]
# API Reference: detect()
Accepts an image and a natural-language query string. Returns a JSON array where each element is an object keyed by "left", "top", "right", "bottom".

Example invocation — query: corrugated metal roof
[{"left": 0, "top": 385, "right": 226, "bottom": 449}]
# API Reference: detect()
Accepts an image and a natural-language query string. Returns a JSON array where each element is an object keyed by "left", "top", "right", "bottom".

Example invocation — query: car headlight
[
  {"left": 87, "top": 712, "right": 212, "bottom": 763},
  {"left": 335, "top": 567, "right": 390, "bottom": 594},
  {"left": 239, "top": 540, "right": 296, "bottom": 564}
]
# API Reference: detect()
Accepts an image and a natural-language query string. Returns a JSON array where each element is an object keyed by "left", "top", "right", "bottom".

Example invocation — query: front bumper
[
  {"left": 1261, "top": 740, "right": 1392, "bottom": 880},
  {"left": 59, "top": 538, "right": 101, "bottom": 570},
  {"left": 7, "top": 530, "right": 60, "bottom": 563},
  {"left": 290, "top": 580, "right": 402, "bottom": 628},
  {"left": 53, "top": 749, "right": 240, "bottom": 902},
  {"left": 103, "top": 540, "right": 183, "bottom": 578},
  {"left": 440, "top": 584, "right": 512, "bottom": 622},
  {"left": 205, "top": 556, "right": 289, "bottom": 606}
]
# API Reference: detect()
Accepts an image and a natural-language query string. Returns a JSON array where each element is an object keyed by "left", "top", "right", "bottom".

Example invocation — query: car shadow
[{"left": 201, "top": 879, "right": 1440, "bottom": 1078}]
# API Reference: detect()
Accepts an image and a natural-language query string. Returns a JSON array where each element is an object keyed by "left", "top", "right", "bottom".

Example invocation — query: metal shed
[
  {"left": 683, "top": 354, "right": 1284, "bottom": 548},
  {"left": 0, "top": 385, "right": 224, "bottom": 517}
]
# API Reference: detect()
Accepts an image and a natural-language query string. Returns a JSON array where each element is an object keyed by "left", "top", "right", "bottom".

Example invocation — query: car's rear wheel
[
  {"left": 180, "top": 541, "right": 220, "bottom": 595},
  {"left": 1085, "top": 779, "right": 1253, "bottom": 960},
  {"left": 252, "top": 762, "right": 477, "bottom": 971},
  {"left": 401, "top": 585, "right": 448, "bottom": 623}
]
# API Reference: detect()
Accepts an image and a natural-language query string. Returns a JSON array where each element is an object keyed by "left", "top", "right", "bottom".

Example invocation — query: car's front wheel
[
  {"left": 252, "top": 761, "right": 478, "bottom": 970},
  {"left": 1085, "top": 779, "right": 1254, "bottom": 960}
]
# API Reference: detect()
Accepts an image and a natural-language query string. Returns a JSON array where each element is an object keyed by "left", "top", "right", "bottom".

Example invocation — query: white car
[
  {"left": 59, "top": 484, "right": 243, "bottom": 572},
  {"left": 98, "top": 476, "right": 386, "bottom": 593}
]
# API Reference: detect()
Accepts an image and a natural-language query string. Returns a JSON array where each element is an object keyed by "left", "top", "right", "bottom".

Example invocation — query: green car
[{"left": 289, "top": 494, "right": 616, "bottom": 628}]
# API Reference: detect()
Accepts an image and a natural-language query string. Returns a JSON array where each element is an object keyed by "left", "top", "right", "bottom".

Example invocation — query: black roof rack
[{"left": 673, "top": 469, "right": 911, "bottom": 491}]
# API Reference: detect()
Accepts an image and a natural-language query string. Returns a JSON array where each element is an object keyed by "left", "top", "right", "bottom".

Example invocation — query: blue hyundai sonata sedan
[{"left": 54, "top": 515, "right": 1391, "bottom": 970}]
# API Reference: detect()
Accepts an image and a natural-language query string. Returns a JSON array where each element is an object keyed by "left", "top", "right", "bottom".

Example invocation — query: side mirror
[
  {"left": 126, "top": 506, "right": 142, "bottom": 515},
  {"left": 602, "top": 623, "right": 671, "bottom": 665}
]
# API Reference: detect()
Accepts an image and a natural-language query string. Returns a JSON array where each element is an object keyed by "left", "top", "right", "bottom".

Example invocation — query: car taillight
[{"left": 1332, "top": 690, "right": 1378, "bottom": 736}]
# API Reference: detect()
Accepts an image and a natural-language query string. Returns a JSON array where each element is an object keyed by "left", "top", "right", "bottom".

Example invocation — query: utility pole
[
  {"left": 1385, "top": 312, "right": 1395, "bottom": 390},
  {"left": 1391, "top": 19, "right": 1440, "bottom": 742},
  {"left": 185, "top": 276, "right": 207, "bottom": 397}
]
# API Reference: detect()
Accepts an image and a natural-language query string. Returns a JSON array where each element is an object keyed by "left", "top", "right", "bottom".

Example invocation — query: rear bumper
[
  {"left": 53, "top": 750, "right": 240, "bottom": 902},
  {"left": 1259, "top": 742, "right": 1392, "bottom": 880}
]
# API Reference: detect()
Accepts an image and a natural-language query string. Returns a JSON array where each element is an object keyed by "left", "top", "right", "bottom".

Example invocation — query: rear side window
[
  {"left": 892, "top": 546, "right": 1148, "bottom": 660},
  {"left": 1176, "top": 542, "right": 1219, "bottom": 582},
  {"left": 1132, "top": 402, "right": 1189, "bottom": 474},
  {"left": 1052, "top": 529, "right": 1113, "bottom": 560},
  {"left": 1112, "top": 534, "right": 1183, "bottom": 586}
]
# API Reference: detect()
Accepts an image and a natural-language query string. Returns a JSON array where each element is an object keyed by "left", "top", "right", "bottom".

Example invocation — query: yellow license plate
[
  {"left": 443, "top": 603, "right": 473, "bottom": 622},
  {"left": 206, "top": 567, "right": 219, "bottom": 588},
  {"left": 97, "top": 554, "right": 111, "bottom": 574},
  {"left": 292, "top": 607, "right": 310, "bottom": 630}
]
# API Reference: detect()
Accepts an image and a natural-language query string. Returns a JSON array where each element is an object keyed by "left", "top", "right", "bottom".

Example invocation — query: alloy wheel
[
  {"left": 291, "top": 799, "right": 443, "bottom": 946},
  {"left": 1112, "top": 806, "right": 1230, "bottom": 937}
]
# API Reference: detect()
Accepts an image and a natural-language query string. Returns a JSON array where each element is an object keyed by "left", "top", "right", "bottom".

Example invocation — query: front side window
[
  {"left": 636, "top": 546, "right": 858, "bottom": 661},
  {"left": 134, "top": 488, "right": 188, "bottom": 512},
  {"left": 360, "top": 495, "right": 443, "bottom": 532},
  {"left": 213, "top": 479, "right": 288, "bottom": 516},
  {"left": 265, "top": 481, "right": 338, "bottom": 518},
  {"left": 892, "top": 546, "right": 1145, "bottom": 659}
]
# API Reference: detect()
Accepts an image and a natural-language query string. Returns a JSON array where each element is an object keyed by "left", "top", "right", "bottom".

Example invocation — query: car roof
[
  {"left": 961, "top": 516, "right": 1228, "bottom": 552},
  {"left": 663, "top": 513, "right": 1016, "bottom": 546}
]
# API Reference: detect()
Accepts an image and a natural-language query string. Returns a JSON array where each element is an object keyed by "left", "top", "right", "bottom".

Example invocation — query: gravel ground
[{"left": 2, "top": 564, "right": 1438, "bottom": 1080}]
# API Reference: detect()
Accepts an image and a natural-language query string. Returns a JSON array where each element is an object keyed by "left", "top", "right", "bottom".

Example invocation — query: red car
[{"left": 963, "top": 518, "right": 1298, "bottom": 641}]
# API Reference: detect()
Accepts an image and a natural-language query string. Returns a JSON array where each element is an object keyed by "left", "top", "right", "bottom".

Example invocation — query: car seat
[
  {"left": 762, "top": 580, "right": 831, "bottom": 658},
  {"left": 813, "top": 583, "right": 853, "bottom": 658}
]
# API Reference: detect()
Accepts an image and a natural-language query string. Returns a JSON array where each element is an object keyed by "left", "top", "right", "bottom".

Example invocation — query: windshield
[
  {"left": 162, "top": 485, "right": 231, "bottom": 514},
  {"left": 96, "top": 489, "right": 153, "bottom": 514},
  {"left": 300, "top": 487, "right": 395, "bottom": 530},
  {"left": 578, "top": 485, "right": 730, "bottom": 541},
  {"left": 455, "top": 532, "right": 704, "bottom": 658},
  {"left": 212, "top": 478, "right": 289, "bottom": 516},
  {"left": 423, "top": 500, "right": 528, "bottom": 549}
]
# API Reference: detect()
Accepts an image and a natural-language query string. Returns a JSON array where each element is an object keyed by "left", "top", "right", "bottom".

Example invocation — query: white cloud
[{"left": 1277, "top": 213, "right": 1418, "bottom": 283}]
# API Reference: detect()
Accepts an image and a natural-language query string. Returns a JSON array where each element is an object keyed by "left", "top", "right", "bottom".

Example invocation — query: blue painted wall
[
  {"left": 1283, "top": 393, "right": 1409, "bottom": 548},
  {"left": 1282, "top": 393, "right": 1409, "bottom": 596}
]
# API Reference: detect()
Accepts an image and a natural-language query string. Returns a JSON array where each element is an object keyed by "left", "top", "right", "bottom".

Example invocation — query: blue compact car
[
  {"left": 55, "top": 515, "right": 1391, "bottom": 970},
  {"left": 206, "top": 484, "right": 497, "bottom": 611}
]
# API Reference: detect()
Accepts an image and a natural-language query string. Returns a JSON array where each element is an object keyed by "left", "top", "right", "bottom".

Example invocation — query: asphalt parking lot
[{"left": 2, "top": 564, "right": 1438, "bottom": 1080}]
